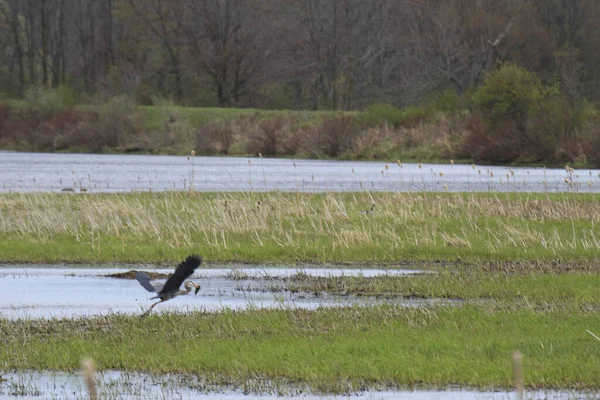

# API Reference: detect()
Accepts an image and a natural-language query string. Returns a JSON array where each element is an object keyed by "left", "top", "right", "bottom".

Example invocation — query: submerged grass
[
  {"left": 276, "top": 270, "right": 600, "bottom": 309},
  {"left": 0, "top": 191, "right": 599, "bottom": 263},
  {"left": 1, "top": 306, "right": 599, "bottom": 391}
]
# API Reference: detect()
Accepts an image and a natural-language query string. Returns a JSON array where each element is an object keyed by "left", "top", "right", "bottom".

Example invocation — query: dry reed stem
[
  {"left": 587, "top": 330, "right": 600, "bottom": 342},
  {"left": 512, "top": 350, "right": 523, "bottom": 400},
  {"left": 82, "top": 357, "right": 98, "bottom": 400}
]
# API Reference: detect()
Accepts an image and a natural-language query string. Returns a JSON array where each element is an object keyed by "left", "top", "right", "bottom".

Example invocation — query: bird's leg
[{"left": 140, "top": 299, "right": 164, "bottom": 319}]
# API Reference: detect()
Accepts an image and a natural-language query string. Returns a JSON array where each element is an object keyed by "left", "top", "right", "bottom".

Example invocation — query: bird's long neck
[{"left": 183, "top": 281, "right": 193, "bottom": 293}]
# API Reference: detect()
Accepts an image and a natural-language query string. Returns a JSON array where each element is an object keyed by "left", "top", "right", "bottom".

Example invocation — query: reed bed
[
  {"left": 0, "top": 192, "right": 598, "bottom": 263},
  {"left": 0, "top": 192, "right": 600, "bottom": 263}
]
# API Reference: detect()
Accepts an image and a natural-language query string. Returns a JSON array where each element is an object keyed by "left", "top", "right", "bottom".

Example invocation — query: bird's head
[{"left": 184, "top": 281, "right": 201, "bottom": 294}]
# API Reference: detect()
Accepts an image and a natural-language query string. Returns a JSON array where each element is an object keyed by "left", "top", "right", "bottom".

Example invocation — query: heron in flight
[{"left": 135, "top": 255, "right": 202, "bottom": 318}]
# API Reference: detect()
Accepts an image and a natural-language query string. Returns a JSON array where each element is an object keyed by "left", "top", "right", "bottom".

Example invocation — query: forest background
[{"left": 1, "top": 0, "right": 600, "bottom": 166}]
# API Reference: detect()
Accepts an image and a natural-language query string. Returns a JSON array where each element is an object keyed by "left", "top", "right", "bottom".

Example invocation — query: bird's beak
[{"left": 194, "top": 283, "right": 201, "bottom": 295}]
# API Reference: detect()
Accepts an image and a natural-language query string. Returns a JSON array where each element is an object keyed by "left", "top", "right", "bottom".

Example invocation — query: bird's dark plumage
[
  {"left": 135, "top": 271, "right": 160, "bottom": 293},
  {"left": 159, "top": 255, "right": 203, "bottom": 297}
]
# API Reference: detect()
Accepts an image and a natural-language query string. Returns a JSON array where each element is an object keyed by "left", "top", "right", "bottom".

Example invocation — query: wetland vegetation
[
  {"left": 1, "top": 191, "right": 599, "bottom": 393},
  {"left": 272, "top": 269, "right": 600, "bottom": 308},
  {"left": 3, "top": 63, "right": 600, "bottom": 168}
]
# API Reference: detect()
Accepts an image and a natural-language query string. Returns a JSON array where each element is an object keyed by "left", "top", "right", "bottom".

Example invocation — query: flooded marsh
[
  {"left": 2, "top": 265, "right": 600, "bottom": 395},
  {"left": 0, "top": 265, "right": 431, "bottom": 320},
  {"left": 3, "top": 305, "right": 600, "bottom": 393},
  {"left": 2, "top": 155, "right": 599, "bottom": 397}
]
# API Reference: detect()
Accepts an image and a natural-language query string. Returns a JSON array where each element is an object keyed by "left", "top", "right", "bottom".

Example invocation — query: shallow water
[
  {"left": 0, "top": 370, "right": 595, "bottom": 400},
  {"left": 1, "top": 152, "right": 598, "bottom": 193},
  {"left": 0, "top": 266, "right": 442, "bottom": 320}
]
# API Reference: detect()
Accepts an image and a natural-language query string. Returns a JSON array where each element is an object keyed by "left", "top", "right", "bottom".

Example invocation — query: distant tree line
[{"left": 1, "top": 0, "right": 599, "bottom": 110}]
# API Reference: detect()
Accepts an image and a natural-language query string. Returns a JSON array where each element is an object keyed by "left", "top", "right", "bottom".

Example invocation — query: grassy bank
[
  {"left": 0, "top": 191, "right": 599, "bottom": 264},
  {"left": 0, "top": 100, "right": 455, "bottom": 162},
  {"left": 2, "top": 306, "right": 599, "bottom": 391}
]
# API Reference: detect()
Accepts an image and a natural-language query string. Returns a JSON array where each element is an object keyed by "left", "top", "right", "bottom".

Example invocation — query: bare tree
[
  {"left": 0, "top": 0, "right": 25, "bottom": 91},
  {"left": 180, "top": 0, "right": 270, "bottom": 107},
  {"left": 285, "top": 0, "right": 395, "bottom": 110},
  {"left": 0, "top": 0, "right": 599, "bottom": 107},
  {"left": 396, "top": 0, "right": 536, "bottom": 103},
  {"left": 124, "top": 0, "right": 184, "bottom": 101}
]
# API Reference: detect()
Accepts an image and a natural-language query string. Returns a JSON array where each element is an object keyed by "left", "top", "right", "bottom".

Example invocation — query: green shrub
[
  {"left": 466, "top": 63, "right": 584, "bottom": 163},
  {"left": 427, "top": 89, "right": 467, "bottom": 115},
  {"left": 359, "top": 104, "right": 401, "bottom": 127},
  {"left": 25, "top": 85, "right": 78, "bottom": 117},
  {"left": 57, "top": 84, "right": 79, "bottom": 108},
  {"left": 359, "top": 103, "right": 430, "bottom": 129},
  {"left": 472, "top": 63, "right": 544, "bottom": 129},
  {"left": 527, "top": 85, "right": 569, "bottom": 159}
]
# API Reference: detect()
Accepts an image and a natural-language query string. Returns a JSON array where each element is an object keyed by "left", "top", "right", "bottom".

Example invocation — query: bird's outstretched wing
[
  {"left": 135, "top": 271, "right": 164, "bottom": 293},
  {"left": 159, "top": 255, "right": 203, "bottom": 296}
]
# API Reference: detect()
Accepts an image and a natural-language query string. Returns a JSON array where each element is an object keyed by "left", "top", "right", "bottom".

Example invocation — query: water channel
[{"left": 1, "top": 152, "right": 598, "bottom": 193}]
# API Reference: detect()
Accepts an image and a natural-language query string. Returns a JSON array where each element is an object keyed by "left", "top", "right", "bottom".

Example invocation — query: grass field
[
  {"left": 2, "top": 306, "right": 600, "bottom": 391},
  {"left": 0, "top": 191, "right": 598, "bottom": 264}
]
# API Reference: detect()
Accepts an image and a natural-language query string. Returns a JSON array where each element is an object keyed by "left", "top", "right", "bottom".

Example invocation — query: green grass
[
  {"left": 2, "top": 306, "right": 599, "bottom": 391},
  {"left": 0, "top": 191, "right": 599, "bottom": 264}
]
